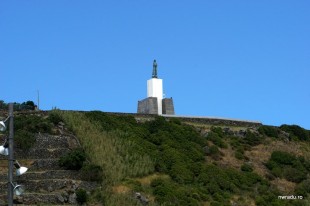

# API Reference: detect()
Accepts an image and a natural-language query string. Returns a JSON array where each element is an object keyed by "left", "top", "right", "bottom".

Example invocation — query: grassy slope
[{"left": 54, "top": 110, "right": 310, "bottom": 206}]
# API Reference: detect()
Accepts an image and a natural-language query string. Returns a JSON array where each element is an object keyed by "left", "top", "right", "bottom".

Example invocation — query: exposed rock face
[
  {"left": 0, "top": 133, "right": 98, "bottom": 205},
  {"left": 135, "top": 192, "right": 149, "bottom": 205}
]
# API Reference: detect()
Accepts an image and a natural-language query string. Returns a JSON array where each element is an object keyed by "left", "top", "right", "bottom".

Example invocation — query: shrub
[
  {"left": 266, "top": 151, "right": 309, "bottom": 183},
  {"left": 235, "top": 147, "right": 245, "bottom": 160},
  {"left": 81, "top": 164, "right": 103, "bottom": 182},
  {"left": 280, "top": 124, "right": 309, "bottom": 141},
  {"left": 270, "top": 151, "right": 296, "bottom": 165},
  {"left": 170, "top": 162, "right": 193, "bottom": 183},
  {"left": 151, "top": 178, "right": 175, "bottom": 204},
  {"left": 295, "top": 179, "right": 310, "bottom": 197},
  {"left": 76, "top": 188, "right": 88, "bottom": 204},
  {"left": 235, "top": 151, "right": 244, "bottom": 160},
  {"left": 15, "top": 115, "right": 52, "bottom": 134},
  {"left": 169, "top": 118, "right": 181, "bottom": 125},
  {"left": 210, "top": 126, "right": 224, "bottom": 138},
  {"left": 258, "top": 126, "right": 279, "bottom": 138},
  {"left": 241, "top": 163, "right": 253, "bottom": 172},
  {"left": 207, "top": 132, "right": 227, "bottom": 148},
  {"left": 229, "top": 136, "right": 244, "bottom": 149},
  {"left": 151, "top": 178, "right": 202, "bottom": 205},
  {"left": 209, "top": 145, "right": 221, "bottom": 159},
  {"left": 20, "top": 101, "right": 36, "bottom": 110},
  {"left": 85, "top": 111, "right": 137, "bottom": 132},
  {"left": 243, "top": 130, "right": 262, "bottom": 146},
  {"left": 59, "top": 148, "right": 86, "bottom": 170},
  {"left": 15, "top": 130, "right": 36, "bottom": 150},
  {"left": 48, "top": 111, "right": 63, "bottom": 125},
  {"left": 13, "top": 114, "right": 53, "bottom": 150},
  {"left": 283, "top": 167, "right": 307, "bottom": 183}
]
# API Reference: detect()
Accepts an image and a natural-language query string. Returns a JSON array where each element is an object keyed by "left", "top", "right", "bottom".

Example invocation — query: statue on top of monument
[{"left": 152, "top": 59, "right": 158, "bottom": 78}]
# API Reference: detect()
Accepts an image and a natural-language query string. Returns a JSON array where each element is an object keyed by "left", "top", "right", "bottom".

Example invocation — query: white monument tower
[
  {"left": 137, "top": 60, "right": 175, "bottom": 115},
  {"left": 147, "top": 60, "right": 163, "bottom": 114}
]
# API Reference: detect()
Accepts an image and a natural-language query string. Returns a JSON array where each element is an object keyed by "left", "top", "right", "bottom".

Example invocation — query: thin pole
[
  {"left": 8, "top": 103, "right": 14, "bottom": 206},
  {"left": 37, "top": 90, "right": 40, "bottom": 110}
]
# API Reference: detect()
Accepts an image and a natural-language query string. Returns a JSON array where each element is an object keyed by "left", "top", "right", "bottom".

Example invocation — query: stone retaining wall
[
  {"left": 0, "top": 132, "right": 96, "bottom": 205},
  {"left": 0, "top": 179, "right": 97, "bottom": 193}
]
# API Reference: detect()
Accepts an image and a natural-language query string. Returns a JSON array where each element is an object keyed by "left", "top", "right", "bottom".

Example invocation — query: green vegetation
[
  {"left": 14, "top": 114, "right": 52, "bottom": 149},
  {"left": 3, "top": 105, "right": 309, "bottom": 205},
  {"left": 48, "top": 110, "right": 64, "bottom": 125},
  {"left": 208, "top": 145, "right": 221, "bottom": 159},
  {"left": 81, "top": 163, "right": 103, "bottom": 182},
  {"left": 266, "top": 151, "right": 310, "bottom": 183},
  {"left": 76, "top": 188, "right": 88, "bottom": 204},
  {"left": 208, "top": 127, "right": 228, "bottom": 148},
  {"left": 241, "top": 163, "right": 253, "bottom": 172},
  {"left": 150, "top": 178, "right": 200, "bottom": 205},
  {"left": 0, "top": 100, "right": 37, "bottom": 110},
  {"left": 49, "top": 110, "right": 310, "bottom": 205},
  {"left": 243, "top": 129, "right": 263, "bottom": 146},
  {"left": 54, "top": 111, "right": 154, "bottom": 204},
  {"left": 295, "top": 179, "right": 310, "bottom": 198},
  {"left": 258, "top": 125, "right": 279, "bottom": 138},
  {"left": 280, "top": 124, "right": 310, "bottom": 141},
  {"left": 58, "top": 148, "right": 86, "bottom": 170}
]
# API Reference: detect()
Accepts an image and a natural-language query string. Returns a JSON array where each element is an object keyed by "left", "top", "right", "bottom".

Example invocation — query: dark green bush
[
  {"left": 76, "top": 188, "right": 87, "bottom": 204},
  {"left": 20, "top": 101, "right": 36, "bottom": 110},
  {"left": 229, "top": 136, "right": 246, "bottom": 152},
  {"left": 209, "top": 145, "right": 219, "bottom": 154},
  {"left": 15, "top": 130, "right": 36, "bottom": 150},
  {"left": 243, "top": 130, "right": 263, "bottom": 146},
  {"left": 235, "top": 151, "right": 244, "bottom": 160},
  {"left": 48, "top": 111, "right": 63, "bottom": 125},
  {"left": 210, "top": 201, "right": 224, "bottom": 206},
  {"left": 197, "top": 163, "right": 267, "bottom": 201},
  {"left": 280, "top": 124, "right": 309, "bottom": 141},
  {"left": 207, "top": 132, "right": 227, "bottom": 148},
  {"left": 258, "top": 126, "right": 279, "bottom": 138},
  {"left": 244, "top": 130, "right": 264, "bottom": 146},
  {"left": 81, "top": 163, "right": 103, "bottom": 182},
  {"left": 151, "top": 178, "right": 201, "bottom": 205},
  {"left": 266, "top": 151, "right": 309, "bottom": 183},
  {"left": 210, "top": 126, "right": 224, "bottom": 138},
  {"left": 270, "top": 151, "right": 296, "bottom": 165},
  {"left": 208, "top": 145, "right": 221, "bottom": 159},
  {"left": 13, "top": 114, "right": 53, "bottom": 149},
  {"left": 0, "top": 100, "right": 7, "bottom": 110},
  {"left": 59, "top": 148, "right": 86, "bottom": 170},
  {"left": 169, "top": 118, "right": 182, "bottom": 125},
  {"left": 85, "top": 111, "right": 137, "bottom": 132},
  {"left": 15, "top": 115, "right": 52, "bottom": 134},
  {"left": 295, "top": 179, "right": 310, "bottom": 197},
  {"left": 0, "top": 100, "right": 37, "bottom": 111},
  {"left": 283, "top": 167, "right": 307, "bottom": 183},
  {"left": 170, "top": 162, "right": 193, "bottom": 184},
  {"left": 151, "top": 178, "right": 176, "bottom": 204},
  {"left": 241, "top": 163, "right": 253, "bottom": 172}
]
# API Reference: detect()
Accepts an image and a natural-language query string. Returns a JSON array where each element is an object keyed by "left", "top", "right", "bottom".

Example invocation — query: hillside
[
  {"left": 0, "top": 111, "right": 98, "bottom": 205},
  {"left": 0, "top": 110, "right": 310, "bottom": 205}
]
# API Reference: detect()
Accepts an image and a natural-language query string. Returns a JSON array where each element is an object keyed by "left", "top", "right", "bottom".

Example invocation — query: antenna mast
[{"left": 37, "top": 90, "right": 40, "bottom": 110}]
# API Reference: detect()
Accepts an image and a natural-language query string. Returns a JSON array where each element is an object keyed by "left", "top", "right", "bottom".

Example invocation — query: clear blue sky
[{"left": 1, "top": 1, "right": 309, "bottom": 129}]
